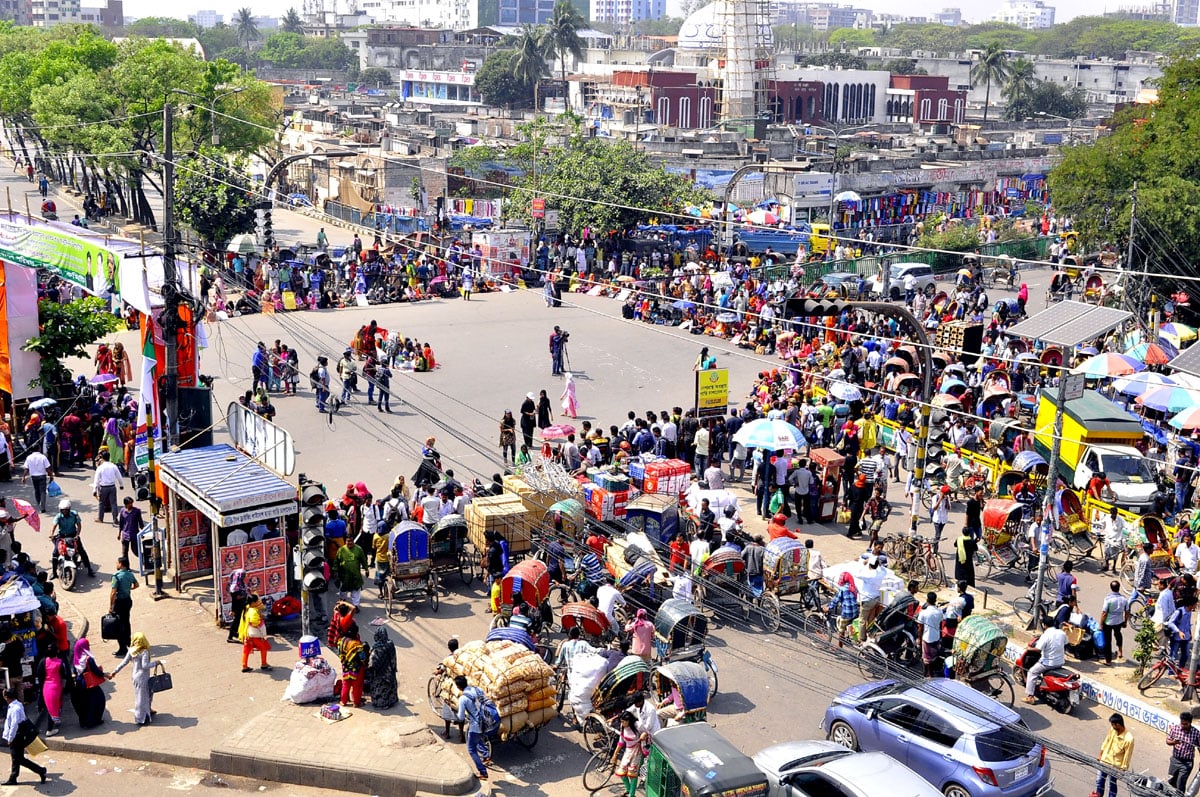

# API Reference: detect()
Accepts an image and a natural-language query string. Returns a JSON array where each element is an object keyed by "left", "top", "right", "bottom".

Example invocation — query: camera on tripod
[{"left": 559, "top": 329, "right": 570, "bottom": 343}]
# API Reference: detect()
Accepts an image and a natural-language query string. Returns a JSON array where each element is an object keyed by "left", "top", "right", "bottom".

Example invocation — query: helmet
[
  {"left": 772, "top": 513, "right": 787, "bottom": 524},
  {"left": 58, "top": 499, "right": 71, "bottom": 511},
  {"left": 724, "top": 505, "right": 736, "bottom": 518}
]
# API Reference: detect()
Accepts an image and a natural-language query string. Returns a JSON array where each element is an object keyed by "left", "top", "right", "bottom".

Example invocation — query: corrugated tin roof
[{"left": 159, "top": 444, "right": 295, "bottom": 514}]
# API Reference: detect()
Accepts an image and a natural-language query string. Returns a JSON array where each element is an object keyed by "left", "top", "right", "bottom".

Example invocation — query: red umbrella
[{"left": 9, "top": 499, "right": 39, "bottom": 532}]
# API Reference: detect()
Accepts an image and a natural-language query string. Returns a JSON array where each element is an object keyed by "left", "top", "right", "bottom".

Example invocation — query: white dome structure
[{"left": 677, "top": 2, "right": 773, "bottom": 51}]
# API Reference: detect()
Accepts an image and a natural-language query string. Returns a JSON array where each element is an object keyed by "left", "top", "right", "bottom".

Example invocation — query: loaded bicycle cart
[
  {"left": 384, "top": 521, "right": 439, "bottom": 617},
  {"left": 948, "top": 614, "right": 1016, "bottom": 706},
  {"left": 428, "top": 638, "right": 557, "bottom": 753}
]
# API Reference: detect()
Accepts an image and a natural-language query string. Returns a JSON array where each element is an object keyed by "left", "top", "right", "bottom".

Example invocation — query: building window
[
  {"left": 699, "top": 97, "right": 712, "bottom": 128},
  {"left": 937, "top": 98, "right": 947, "bottom": 119},
  {"left": 868, "top": 84, "right": 875, "bottom": 118},
  {"left": 680, "top": 96, "right": 692, "bottom": 128},
  {"left": 657, "top": 95, "right": 669, "bottom": 126}
]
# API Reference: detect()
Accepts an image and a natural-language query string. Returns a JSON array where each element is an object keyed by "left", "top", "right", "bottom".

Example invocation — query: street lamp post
[
  {"left": 1034, "top": 111, "right": 1080, "bottom": 142},
  {"left": 172, "top": 86, "right": 248, "bottom": 147}
]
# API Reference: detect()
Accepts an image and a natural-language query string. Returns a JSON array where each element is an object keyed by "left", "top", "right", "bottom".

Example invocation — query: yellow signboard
[{"left": 696, "top": 368, "right": 730, "bottom": 417}]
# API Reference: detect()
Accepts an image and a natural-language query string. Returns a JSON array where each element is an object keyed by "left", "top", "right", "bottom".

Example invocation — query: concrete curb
[{"left": 47, "top": 737, "right": 210, "bottom": 770}]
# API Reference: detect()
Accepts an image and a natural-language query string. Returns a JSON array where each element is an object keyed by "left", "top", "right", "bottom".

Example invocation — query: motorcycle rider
[
  {"left": 1022, "top": 617, "right": 1068, "bottom": 704},
  {"left": 50, "top": 499, "right": 94, "bottom": 579}
]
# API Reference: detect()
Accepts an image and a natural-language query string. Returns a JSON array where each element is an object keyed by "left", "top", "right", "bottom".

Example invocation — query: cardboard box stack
[
  {"left": 465, "top": 495, "right": 532, "bottom": 555},
  {"left": 642, "top": 459, "right": 691, "bottom": 496}
]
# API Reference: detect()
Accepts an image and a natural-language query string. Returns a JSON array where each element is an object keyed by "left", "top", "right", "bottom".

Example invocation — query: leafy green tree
[
  {"left": 881, "top": 58, "right": 926, "bottom": 75},
  {"left": 970, "top": 42, "right": 1011, "bottom": 125},
  {"left": 258, "top": 32, "right": 307, "bottom": 67},
  {"left": 544, "top": 0, "right": 584, "bottom": 103},
  {"left": 801, "top": 51, "right": 867, "bottom": 69},
  {"left": 357, "top": 67, "right": 392, "bottom": 86},
  {"left": 172, "top": 149, "right": 258, "bottom": 248},
  {"left": 198, "top": 23, "right": 241, "bottom": 59},
  {"left": 475, "top": 50, "right": 536, "bottom": 109},
  {"left": 511, "top": 27, "right": 550, "bottom": 109},
  {"left": 23, "top": 297, "right": 122, "bottom": 391},
  {"left": 281, "top": 8, "right": 304, "bottom": 34},
  {"left": 963, "top": 22, "right": 1038, "bottom": 53},
  {"left": 1001, "top": 57, "right": 1037, "bottom": 120},
  {"left": 235, "top": 8, "right": 258, "bottom": 49},
  {"left": 126, "top": 17, "right": 201, "bottom": 37},
  {"left": 828, "top": 28, "right": 874, "bottom": 49},
  {"left": 876, "top": 23, "right": 964, "bottom": 54},
  {"left": 303, "top": 37, "right": 354, "bottom": 70}
]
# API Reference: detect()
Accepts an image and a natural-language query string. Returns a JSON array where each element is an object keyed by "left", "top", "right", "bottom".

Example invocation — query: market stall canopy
[
  {"left": 0, "top": 579, "right": 41, "bottom": 615},
  {"left": 158, "top": 444, "right": 297, "bottom": 528}
]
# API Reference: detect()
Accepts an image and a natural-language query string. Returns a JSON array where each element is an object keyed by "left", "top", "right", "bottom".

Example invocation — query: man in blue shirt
[
  {"left": 455, "top": 675, "right": 489, "bottom": 781},
  {"left": 251, "top": 342, "right": 268, "bottom": 393}
]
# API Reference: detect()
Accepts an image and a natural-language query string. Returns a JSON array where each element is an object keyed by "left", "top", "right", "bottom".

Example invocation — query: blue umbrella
[
  {"left": 733, "top": 418, "right": 805, "bottom": 450},
  {"left": 1113, "top": 372, "right": 1176, "bottom": 398},
  {"left": 672, "top": 300, "right": 696, "bottom": 311},
  {"left": 1140, "top": 385, "right": 1200, "bottom": 413}
]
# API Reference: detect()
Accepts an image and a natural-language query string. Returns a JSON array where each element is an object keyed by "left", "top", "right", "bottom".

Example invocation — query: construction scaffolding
[{"left": 718, "top": 0, "right": 775, "bottom": 123}]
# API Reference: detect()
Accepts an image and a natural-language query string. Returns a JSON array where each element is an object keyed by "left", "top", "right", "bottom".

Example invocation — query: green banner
[{"left": 0, "top": 219, "right": 120, "bottom": 294}]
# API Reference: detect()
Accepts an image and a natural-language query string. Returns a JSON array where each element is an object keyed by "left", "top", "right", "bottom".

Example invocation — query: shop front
[{"left": 157, "top": 444, "right": 297, "bottom": 625}]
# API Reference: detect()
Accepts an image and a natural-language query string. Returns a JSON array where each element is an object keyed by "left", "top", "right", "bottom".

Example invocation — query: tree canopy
[
  {"left": 474, "top": 49, "right": 537, "bottom": 109},
  {"left": 24, "top": 297, "right": 122, "bottom": 391}
]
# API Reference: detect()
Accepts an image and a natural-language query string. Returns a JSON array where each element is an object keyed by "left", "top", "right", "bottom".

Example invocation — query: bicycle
[
  {"left": 581, "top": 718, "right": 647, "bottom": 793},
  {"left": 1137, "top": 647, "right": 1200, "bottom": 694},
  {"left": 1011, "top": 588, "right": 1056, "bottom": 628},
  {"left": 889, "top": 534, "right": 945, "bottom": 591}
]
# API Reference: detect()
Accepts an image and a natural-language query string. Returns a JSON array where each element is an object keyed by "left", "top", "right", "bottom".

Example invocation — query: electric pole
[
  {"left": 1121, "top": 182, "right": 1137, "bottom": 316},
  {"left": 160, "top": 103, "right": 180, "bottom": 451}
]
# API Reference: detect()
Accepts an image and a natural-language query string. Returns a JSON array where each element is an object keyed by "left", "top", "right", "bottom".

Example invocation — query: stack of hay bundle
[{"left": 436, "top": 639, "right": 557, "bottom": 738}]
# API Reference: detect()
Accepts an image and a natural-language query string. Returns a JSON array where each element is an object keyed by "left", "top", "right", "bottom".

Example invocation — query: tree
[
  {"left": 1001, "top": 57, "right": 1037, "bottom": 120},
  {"left": 510, "top": 27, "right": 550, "bottom": 110},
  {"left": 876, "top": 23, "right": 965, "bottom": 54},
  {"left": 475, "top": 50, "right": 536, "bottom": 109},
  {"left": 970, "top": 42, "right": 1011, "bottom": 125},
  {"left": 173, "top": 149, "right": 258, "bottom": 248},
  {"left": 357, "top": 67, "right": 392, "bottom": 86},
  {"left": 235, "top": 8, "right": 258, "bottom": 49},
  {"left": 544, "top": 0, "right": 584, "bottom": 105},
  {"left": 198, "top": 24, "right": 241, "bottom": 59},
  {"left": 801, "top": 51, "right": 867, "bottom": 69},
  {"left": 281, "top": 8, "right": 304, "bottom": 34},
  {"left": 23, "top": 297, "right": 122, "bottom": 391},
  {"left": 881, "top": 58, "right": 926, "bottom": 75},
  {"left": 828, "top": 28, "right": 874, "bottom": 50},
  {"left": 303, "top": 37, "right": 354, "bottom": 70},
  {"left": 126, "top": 17, "right": 200, "bottom": 37}
]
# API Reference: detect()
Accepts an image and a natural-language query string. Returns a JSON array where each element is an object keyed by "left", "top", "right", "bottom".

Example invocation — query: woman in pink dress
[
  {"left": 560, "top": 372, "right": 579, "bottom": 419},
  {"left": 40, "top": 654, "right": 67, "bottom": 736}
]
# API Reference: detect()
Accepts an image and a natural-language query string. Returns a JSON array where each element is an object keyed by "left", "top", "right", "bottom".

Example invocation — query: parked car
[
  {"left": 821, "top": 679, "right": 1052, "bottom": 797},
  {"left": 754, "top": 739, "right": 942, "bottom": 797},
  {"left": 808, "top": 272, "right": 863, "bottom": 299},
  {"left": 869, "top": 263, "right": 935, "bottom": 300}
]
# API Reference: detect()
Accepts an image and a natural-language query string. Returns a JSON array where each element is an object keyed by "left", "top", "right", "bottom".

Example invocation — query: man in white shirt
[
  {"left": 92, "top": 450, "right": 123, "bottom": 527},
  {"left": 3, "top": 686, "right": 46, "bottom": 784},
  {"left": 917, "top": 592, "right": 945, "bottom": 677},
  {"left": 1101, "top": 507, "right": 1127, "bottom": 573},
  {"left": 596, "top": 579, "right": 626, "bottom": 626},
  {"left": 1023, "top": 619, "right": 1068, "bottom": 702},
  {"left": 20, "top": 450, "right": 52, "bottom": 513},
  {"left": 806, "top": 539, "right": 826, "bottom": 582},
  {"left": 703, "top": 463, "right": 725, "bottom": 491},
  {"left": 1177, "top": 532, "right": 1200, "bottom": 575},
  {"left": 420, "top": 488, "right": 441, "bottom": 524},
  {"left": 689, "top": 534, "right": 710, "bottom": 577},
  {"left": 858, "top": 557, "right": 885, "bottom": 628},
  {"left": 226, "top": 527, "right": 249, "bottom": 546}
]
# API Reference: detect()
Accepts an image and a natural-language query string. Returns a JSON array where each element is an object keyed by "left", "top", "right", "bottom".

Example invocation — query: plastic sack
[
  {"left": 281, "top": 658, "right": 338, "bottom": 704},
  {"left": 566, "top": 652, "right": 608, "bottom": 718}
]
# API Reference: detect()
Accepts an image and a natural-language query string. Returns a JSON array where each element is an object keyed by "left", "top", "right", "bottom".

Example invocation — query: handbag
[
  {"left": 149, "top": 662, "right": 173, "bottom": 694},
  {"left": 46, "top": 480, "right": 62, "bottom": 498},
  {"left": 100, "top": 612, "right": 121, "bottom": 641},
  {"left": 836, "top": 506, "right": 852, "bottom": 525}
]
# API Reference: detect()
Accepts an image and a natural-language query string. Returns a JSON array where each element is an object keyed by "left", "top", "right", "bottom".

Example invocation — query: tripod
[{"left": 560, "top": 343, "right": 571, "bottom": 373}]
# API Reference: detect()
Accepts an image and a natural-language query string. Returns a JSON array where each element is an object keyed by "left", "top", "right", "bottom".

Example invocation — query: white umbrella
[
  {"left": 829, "top": 381, "right": 863, "bottom": 401},
  {"left": 834, "top": 190, "right": 862, "bottom": 203},
  {"left": 227, "top": 233, "right": 258, "bottom": 254},
  {"left": 734, "top": 418, "right": 806, "bottom": 450}
]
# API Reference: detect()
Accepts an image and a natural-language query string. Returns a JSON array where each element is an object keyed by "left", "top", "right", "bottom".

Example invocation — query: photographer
[{"left": 550, "top": 326, "right": 567, "bottom": 376}]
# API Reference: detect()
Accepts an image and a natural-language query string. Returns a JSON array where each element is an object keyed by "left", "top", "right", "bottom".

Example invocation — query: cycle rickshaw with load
[
  {"left": 490, "top": 558, "right": 555, "bottom": 633},
  {"left": 579, "top": 655, "right": 652, "bottom": 751},
  {"left": 384, "top": 522, "right": 439, "bottom": 617},
  {"left": 560, "top": 601, "right": 611, "bottom": 645},
  {"left": 949, "top": 614, "right": 1016, "bottom": 705}
]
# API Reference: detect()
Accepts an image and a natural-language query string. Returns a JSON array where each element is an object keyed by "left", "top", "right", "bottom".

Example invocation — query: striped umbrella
[
  {"left": 1114, "top": 372, "right": 1177, "bottom": 397},
  {"left": 1171, "top": 407, "right": 1200, "bottom": 431},
  {"left": 1125, "top": 341, "right": 1177, "bottom": 365},
  {"left": 1161, "top": 323, "right": 1198, "bottom": 343},
  {"left": 1139, "top": 385, "right": 1200, "bottom": 413},
  {"left": 1069, "top": 352, "right": 1144, "bottom": 378}
]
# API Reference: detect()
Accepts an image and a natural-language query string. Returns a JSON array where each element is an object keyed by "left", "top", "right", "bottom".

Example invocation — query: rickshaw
[
  {"left": 485, "top": 625, "right": 538, "bottom": 652},
  {"left": 977, "top": 499, "right": 1055, "bottom": 582},
  {"left": 855, "top": 592, "right": 920, "bottom": 679},
  {"left": 1121, "top": 516, "right": 1179, "bottom": 586},
  {"left": 579, "top": 656, "right": 653, "bottom": 751},
  {"left": 652, "top": 661, "right": 710, "bottom": 725},
  {"left": 431, "top": 513, "right": 472, "bottom": 585},
  {"left": 653, "top": 598, "right": 718, "bottom": 698},
  {"left": 762, "top": 537, "right": 813, "bottom": 630},
  {"left": 1084, "top": 274, "right": 1105, "bottom": 304},
  {"left": 1047, "top": 272, "right": 1072, "bottom": 305},
  {"left": 608, "top": 532, "right": 673, "bottom": 615},
  {"left": 1012, "top": 451, "right": 1050, "bottom": 493},
  {"left": 1040, "top": 346, "right": 1064, "bottom": 374},
  {"left": 540, "top": 498, "right": 586, "bottom": 548},
  {"left": 1052, "top": 488, "right": 1096, "bottom": 561},
  {"left": 384, "top": 522, "right": 439, "bottom": 617},
  {"left": 693, "top": 544, "right": 749, "bottom": 619},
  {"left": 995, "top": 469, "right": 1031, "bottom": 500},
  {"left": 988, "top": 418, "right": 1022, "bottom": 456},
  {"left": 560, "top": 601, "right": 611, "bottom": 645},
  {"left": 949, "top": 615, "right": 1016, "bottom": 705},
  {"left": 624, "top": 493, "right": 680, "bottom": 545},
  {"left": 582, "top": 720, "right": 769, "bottom": 795},
  {"left": 490, "top": 558, "right": 555, "bottom": 632}
]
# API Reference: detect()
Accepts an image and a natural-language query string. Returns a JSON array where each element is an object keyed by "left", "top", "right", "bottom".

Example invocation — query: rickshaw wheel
[
  {"left": 581, "top": 713, "right": 613, "bottom": 753},
  {"left": 515, "top": 725, "right": 538, "bottom": 749},
  {"left": 582, "top": 750, "right": 617, "bottom": 792},
  {"left": 975, "top": 551, "right": 994, "bottom": 580},
  {"left": 429, "top": 572, "right": 440, "bottom": 612},
  {"left": 490, "top": 613, "right": 509, "bottom": 629},
  {"left": 856, "top": 643, "right": 891, "bottom": 680},
  {"left": 705, "top": 658, "right": 719, "bottom": 699},
  {"left": 458, "top": 549, "right": 473, "bottom": 585},
  {"left": 759, "top": 593, "right": 782, "bottom": 633},
  {"left": 909, "top": 558, "right": 934, "bottom": 591},
  {"left": 973, "top": 672, "right": 1014, "bottom": 706},
  {"left": 427, "top": 674, "right": 445, "bottom": 716},
  {"left": 804, "top": 608, "right": 833, "bottom": 649},
  {"left": 384, "top": 575, "right": 396, "bottom": 617},
  {"left": 1119, "top": 561, "right": 1136, "bottom": 587},
  {"left": 692, "top": 582, "right": 707, "bottom": 613}
]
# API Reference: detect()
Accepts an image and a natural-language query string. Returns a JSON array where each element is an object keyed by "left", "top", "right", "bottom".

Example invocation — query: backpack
[
  {"left": 465, "top": 686, "right": 500, "bottom": 736},
  {"left": 309, "top": 366, "right": 320, "bottom": 389}
]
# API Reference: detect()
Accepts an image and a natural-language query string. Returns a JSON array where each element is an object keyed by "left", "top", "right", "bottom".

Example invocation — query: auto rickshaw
[
  {"left": 624, "top": 493, "right": 679, "bottom": 545},
  {"left": 1053, "top": 488, "right": 1095, "bottom": 561},
  {"left": 652, "top": 661, "right": 709, "bottom": 725},
  {"left": 653, "top": 598, "right": 717, "bottom": 697},
  {"left": 949, "top": 615, "right": 1015, "bottom": 706},
  {"left": 644, "top": 723, "right": 769, "bottom": 797}
]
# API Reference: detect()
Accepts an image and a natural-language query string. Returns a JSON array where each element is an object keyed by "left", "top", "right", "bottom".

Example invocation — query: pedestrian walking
[
  {"left": 917, "top": 591, "right": 944, "bottom": 678},
  {"left": 375, "top": 362, "right": 392, "bottom": 412},
  {"left": 116, "top": 497, "right": 143, "bottom": 563},
  {"left": 1168, "top": 712, "right": 1200, "bottom": 791},
  {"left": 953, "top": 526, "right": 977, "bottom": 588},
  {"left": 499, "top": 410, "right": 516, "bottom": 465},
  {"left": 560, "top": 373, "right": 579, "bottom": 419},
  {"left": 110, "top": 631, "right": 159, "bottom": 726},
  {"left": 109, "top": 556, "right": 139, "bottom": 657},
  {"left": 2, "top": 687, "right": 46, "bottom": 785},
  {"left": 238, "top": 593, "right": 272, "bottom": 672},
  {"left": 930, "top": 485, "right": 950, "bottom": 548},
  {"left": 1093, "top": 713, "right": 1133, "bottom": 797},
  {"left": 37, "top": 653, "right": 66, "bottom": 737},
  {"left": 1099, "top": 580, "right": 1128, "bottom": 666},
  {"left": 336, "top": 621, "right": 369, "bottom": 708},
  {"left": 226, "top": 567, "right": 247, "bottom": 643},
  {"left": 20, "top": 450, "right": 51, "bottom": 513},
  {"left": 455, "top": 674, "right": 491, "bottom": 781},
  {"left": 313, "top": 355, "right": 330, "bottom": 412},
  {"left": 71, "top": 638, "right": 107, "bottom": 728},
  {"left": 519, "top": 393, "right": 537, "bottom": 448},
  {"left": 334, "top": 534, "right": 367, "bottom": 607},
  {"left": 92, "top": 449, "right": 121, "bottom": 524}
]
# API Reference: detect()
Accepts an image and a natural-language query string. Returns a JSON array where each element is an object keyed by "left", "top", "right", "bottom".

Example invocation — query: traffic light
[
  {"left": 297, "top": 474, "right": 327, "bottom": 594},
  {"left": 253, "top": 207, "right": 275, "bottom": 253},
  {"left": 799, "top": 299, "right": 851, "bottom": 316},
  {"left": 132, "top": 471, "right": 150, "bottom": 501}
]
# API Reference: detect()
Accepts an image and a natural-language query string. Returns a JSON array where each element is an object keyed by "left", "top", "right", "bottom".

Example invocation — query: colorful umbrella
[
  {"left": 1171, "top": 407, "right": 1200, "bottom": 431},
  {"left": 9, "top": 500, "right": 39, "bottom": 532},
  {"left": 28, "top": 398, "right": 56, "bottom": 410},
  {"left": 733, "top": 418, "right": 805, "bottom": 450},
  {"left": 1114, "top": 372, "right": 1176, "bottom": 397},
  {"left": 1125, "top": 341, "right": 1177, "bottom": 365},
  {"left": 1139, "top": 385, "right": 1200, "bottom": 413},
  {"left": 745, "top": 209, "right": 780, "bottom": 226},
  {"left": 1077, "top": 346, "right": 1099, "bottom": 356},
  {"left": 1014, "top": 352, "right": 1039, "bottom": 363},
  {"left": 540, "top": 424, "right": 576, "bottom": 442},
  {"left": 90, "top": 373, "right": 119, "bottom": 385},
  {"left": 1161, "top": 323, "right": 1198, "bottom": 343},
  {"left": 1069, "top": 353, "right": 1144, "bottom": 378}
]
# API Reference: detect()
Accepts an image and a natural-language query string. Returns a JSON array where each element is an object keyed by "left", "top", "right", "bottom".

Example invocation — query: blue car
[{"left": 821, "top": 679, "right": 1052, "bottom": 797}]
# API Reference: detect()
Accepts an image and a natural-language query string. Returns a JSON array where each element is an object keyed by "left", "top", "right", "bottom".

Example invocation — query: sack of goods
[{"left": 436, "top": 639, "right": 558, "bottom": 739}]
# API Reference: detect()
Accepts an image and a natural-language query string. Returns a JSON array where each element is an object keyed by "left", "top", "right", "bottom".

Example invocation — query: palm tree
[
  {"left": 543, "top": 0, "right": 585, "bottom": 109},
  {"left": 970, "top": 42, "right": 1011, "bottom": 126},
  {"left": 511, "top": 25, "right": 550, "bottom": 110},
  {"left": 1001, "top": 57, "right": 1037, "bottom": 120},
  {"left": 281, "top": 8, "right": 304, "bottom": 34},
  {"left": 235, "top": 7, "right": 259, "bottom": 49}
]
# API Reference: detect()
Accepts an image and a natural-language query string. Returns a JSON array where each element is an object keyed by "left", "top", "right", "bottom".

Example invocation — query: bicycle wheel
[
  {"left": 1120, "top": 561, "right": 1136, "bottom": 586},
  {"left": 1011, "top": 596, "right": 1034, "bottom": 625},
  {"left": 582, "top": 751, "right": 616, "bottom": 792},
  {"left": 805, "top": 609, "right": 834, "bottom": 649},
  {"left": 909, "top": 558, "right": 934, "bottom": 591},
  {"left": 581, "top": 713, "right": 613, "bottom": 753},
  {"left": 974, "top": 672, "right": 1015, "bottom": 706},
  {"left": 427, "top": 675, "right": 445, "bottom": 717},
  {"left": 927, "top": 554, "right": 947, "bottom": 589},
  {"left": 857, "top": 642, "right": 892, "bottom": 680},
  {"left": 1138, "top": 661, "right": 1168, "bottom": 692},
  {"left": 1129, "top": 597, "right": 1147, "bottom": 621},
  {"left": 759, "top": 593, "right": 782, "bottom": 633}
]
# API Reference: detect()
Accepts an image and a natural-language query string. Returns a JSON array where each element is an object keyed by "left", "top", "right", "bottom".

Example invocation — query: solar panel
[
  {"left": 1170, "top": 342, "right": 1200, "bottom": 378},
  {"left": 1007, "top": 302, "right": 1131, "bottom": 347}
]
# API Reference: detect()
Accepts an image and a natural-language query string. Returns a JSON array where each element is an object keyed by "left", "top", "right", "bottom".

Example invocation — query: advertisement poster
[
  {"left": 216, "top": 539, "right": 290, "bottom": 623},
  {"left": 177, "top": 510, "right": 201, "bottom": 543},
  {"left": 264, "top": 538, "right": 287, "bottom": 567}
]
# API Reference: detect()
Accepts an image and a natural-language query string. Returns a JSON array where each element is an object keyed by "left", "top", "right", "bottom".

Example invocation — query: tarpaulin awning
[{"left": 158, "top": 443, "right": 296, "bottom": 528}]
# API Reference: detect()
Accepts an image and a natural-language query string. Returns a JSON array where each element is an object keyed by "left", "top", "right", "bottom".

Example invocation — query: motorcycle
[
  {"left": 53, "top": 536, "right": 84, "bottom": 591},
  {"left": 1013, "top": 642, "right": 1082, "bottom": 714}
]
